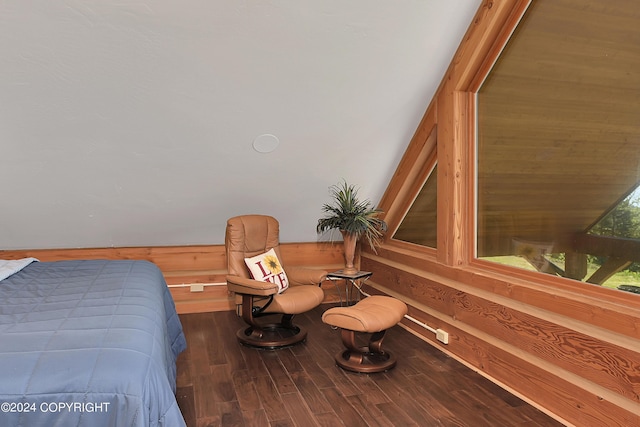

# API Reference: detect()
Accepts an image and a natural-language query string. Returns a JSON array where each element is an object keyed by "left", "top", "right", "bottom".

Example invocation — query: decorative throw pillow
[{"left": 244, "top": 248, "right": 289, "bottom": 293}]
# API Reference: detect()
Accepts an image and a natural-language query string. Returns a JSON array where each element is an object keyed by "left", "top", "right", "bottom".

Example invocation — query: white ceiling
[{"left": 1, "top": 1, "right": 481, "bottom": 250}]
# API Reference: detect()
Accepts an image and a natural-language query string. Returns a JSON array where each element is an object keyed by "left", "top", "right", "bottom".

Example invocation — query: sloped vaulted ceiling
[{"left": 0, "top": 1, "right": 481, "bottom": 249}]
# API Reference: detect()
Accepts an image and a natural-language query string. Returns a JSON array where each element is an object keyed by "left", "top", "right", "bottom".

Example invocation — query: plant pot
[{"left": 341, "top": 231, "right": 358, "bottom": 274}]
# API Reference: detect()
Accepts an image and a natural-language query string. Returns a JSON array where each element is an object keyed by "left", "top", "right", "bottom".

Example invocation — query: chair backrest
[{"left": 225, "top": 215, "right": 285, "bottom": 278}]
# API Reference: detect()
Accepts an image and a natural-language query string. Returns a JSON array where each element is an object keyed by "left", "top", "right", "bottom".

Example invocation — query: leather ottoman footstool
[{"left": 321, "top": 295, "right": 408, "bottom": 373}]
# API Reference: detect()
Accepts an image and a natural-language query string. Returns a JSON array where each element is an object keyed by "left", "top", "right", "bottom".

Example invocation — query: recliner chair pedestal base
[{"left": 237, "top": 323, "right": 307, "bottom": 349}]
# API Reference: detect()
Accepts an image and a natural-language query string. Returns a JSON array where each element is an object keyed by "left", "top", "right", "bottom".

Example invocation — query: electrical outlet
[
  {"left": 436, "top": 329, "right": 449, "bottom": 344},
  {"left": 190, "top": 284, "right": 204, "bottom": 292}
]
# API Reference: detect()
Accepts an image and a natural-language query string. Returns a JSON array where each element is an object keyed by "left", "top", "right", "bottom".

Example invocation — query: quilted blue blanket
[{"left": 0, "top": 260, "right": 187, "bottom": 427}]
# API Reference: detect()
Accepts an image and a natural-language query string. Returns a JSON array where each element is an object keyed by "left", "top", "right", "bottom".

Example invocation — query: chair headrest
[{"left": 225, "top": 215, "right": 282, "bottom": 277}]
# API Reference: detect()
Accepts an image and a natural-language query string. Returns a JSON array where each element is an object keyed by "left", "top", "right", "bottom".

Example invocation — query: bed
[{"left": 0, "top": 259, "right": 187, "bottom": 427}]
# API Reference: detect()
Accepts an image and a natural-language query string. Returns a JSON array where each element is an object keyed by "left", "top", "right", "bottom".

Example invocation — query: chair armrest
[
  {"left": 226, "top": 275, "right": 278, "bottom": 296},
  {"left": 286, "top": 267, "right": 328, "bottom": 286}
]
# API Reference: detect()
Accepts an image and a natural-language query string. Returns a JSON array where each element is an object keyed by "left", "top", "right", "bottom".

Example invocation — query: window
[
  {"left": 476, "top": 0, "right": 640, "bottom": 294},
  {"left": 393, "top": 164, "right": 437, "bottom": 248}
]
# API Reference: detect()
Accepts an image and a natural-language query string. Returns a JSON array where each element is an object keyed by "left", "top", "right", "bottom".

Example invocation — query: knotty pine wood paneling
[{"left": 0, "top": 242, "right": 345, "bottom": 314}]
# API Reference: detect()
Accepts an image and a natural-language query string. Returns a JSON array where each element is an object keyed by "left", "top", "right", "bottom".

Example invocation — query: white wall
[{"left": 0, "top": 0, "right": 480, "bottom": 249}]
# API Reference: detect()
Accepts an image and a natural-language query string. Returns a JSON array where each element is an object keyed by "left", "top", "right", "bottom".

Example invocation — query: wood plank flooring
[{"left": 175, "top": 305, "right": 565, "bottom": 427}]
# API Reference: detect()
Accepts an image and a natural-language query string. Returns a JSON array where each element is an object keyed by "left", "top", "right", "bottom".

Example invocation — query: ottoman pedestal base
[
  {"left": 334, "top": 329, "right": 397, "bottom": 373},
  {"left": 322, "top": 296, "right": 408, "bottom": 373}
]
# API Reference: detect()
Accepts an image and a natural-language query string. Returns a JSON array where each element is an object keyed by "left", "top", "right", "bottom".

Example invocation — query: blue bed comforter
[{"left": 0, "top": 260, "right": 187, "bottom": 427}]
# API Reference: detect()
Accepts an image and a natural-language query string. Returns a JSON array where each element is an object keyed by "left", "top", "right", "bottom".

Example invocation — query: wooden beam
[
  {"left": 573, "top": 233, "right": 640, "bottom": 261},
  {"left": 587, "top": 257, "right": 632, "bottom": 286},
  {"left": 564, "top": 251, "right": 588, "bottom": 280}
]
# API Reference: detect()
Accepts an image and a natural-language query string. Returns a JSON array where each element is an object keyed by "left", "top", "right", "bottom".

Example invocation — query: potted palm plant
[{"left": 316, "top": 180, "right": 387, "bottom": 274}]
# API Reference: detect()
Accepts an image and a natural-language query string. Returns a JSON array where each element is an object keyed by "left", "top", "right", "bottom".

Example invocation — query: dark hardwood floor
[{"left": 175, "top": 305, "right": 565, "bottom": 427}]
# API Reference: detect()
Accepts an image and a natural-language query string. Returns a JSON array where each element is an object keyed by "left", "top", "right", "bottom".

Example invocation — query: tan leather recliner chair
[{"left": 226, "top": 215, "right": 327, "bottom": 348}]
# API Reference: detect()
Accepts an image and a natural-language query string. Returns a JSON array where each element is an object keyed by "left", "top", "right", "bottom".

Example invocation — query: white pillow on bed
[
  {"left": 0, "top": 257, "right": 38, "bottom": 281},
  {"left": 244, "top": 248, "right": 289, "bottom": 293}
]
